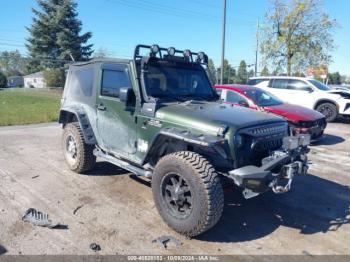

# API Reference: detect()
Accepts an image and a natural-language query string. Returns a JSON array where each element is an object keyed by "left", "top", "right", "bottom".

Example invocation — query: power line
[
  {"left": 105, "top": 0, "right": 256, "bottom": 27},
  {"left": 0, "top": 54, "right": 76, "bottom": 63},
  {"left": 0, "top": 42, "right": 26, "bottom": 48}
]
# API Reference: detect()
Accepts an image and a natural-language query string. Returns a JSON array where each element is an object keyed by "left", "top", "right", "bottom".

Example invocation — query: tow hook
[{"left": 269, "top": 161, "right": 302, "bottom": 194}]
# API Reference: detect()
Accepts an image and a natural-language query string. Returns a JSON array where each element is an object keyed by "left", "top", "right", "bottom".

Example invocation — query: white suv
[{"left": 248, "top": 76, "right": 350, "bottom": 122}]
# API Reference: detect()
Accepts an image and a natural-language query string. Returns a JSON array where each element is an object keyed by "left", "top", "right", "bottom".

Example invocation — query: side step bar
[{"left": 93, "top": 149, "right": 152, "bottom": 178}]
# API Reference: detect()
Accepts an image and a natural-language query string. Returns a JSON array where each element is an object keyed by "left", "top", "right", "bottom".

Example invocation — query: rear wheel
[
  {"left": 316, "top": 102, "right": 338, "bottom": 122},
  {"left": 62, "top": 122, "right": 96, "bottom": 173},
  {"left": 152, "top": 151, "right": 224, "bottom": 237}
]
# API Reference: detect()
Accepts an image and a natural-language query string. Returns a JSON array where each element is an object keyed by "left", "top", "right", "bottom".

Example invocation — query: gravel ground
[{"left": 0, "top": 122, "right": 349, "bottom": 255}]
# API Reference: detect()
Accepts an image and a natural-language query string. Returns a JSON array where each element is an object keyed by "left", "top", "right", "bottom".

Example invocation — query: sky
[{"left": 0, "top": 0, "right": 349, "bottom": 74}]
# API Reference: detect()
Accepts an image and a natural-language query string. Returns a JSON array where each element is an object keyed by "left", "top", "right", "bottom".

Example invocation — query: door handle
[{"left": 97, "top": 104, "right": 106, "bottom": 111}]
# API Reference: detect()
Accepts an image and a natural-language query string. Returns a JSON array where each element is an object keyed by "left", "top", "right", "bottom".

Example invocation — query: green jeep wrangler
[{"left": 59, "top": 44, "right": 310, "bottom": 237}]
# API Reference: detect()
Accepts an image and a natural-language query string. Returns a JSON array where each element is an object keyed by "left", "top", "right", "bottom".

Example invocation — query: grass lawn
[{"left": 0, "top": 88, "right": 62, "bottom": 126}]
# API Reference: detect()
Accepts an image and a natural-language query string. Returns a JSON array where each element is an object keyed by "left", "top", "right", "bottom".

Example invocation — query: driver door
[{"left": 96, "top": 63, "right": 137, "bottom": 157}]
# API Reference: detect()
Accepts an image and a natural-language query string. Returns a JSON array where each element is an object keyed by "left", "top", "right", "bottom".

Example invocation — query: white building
[{"left": 23, "top": 72, "right": 46, "bottom": 88}]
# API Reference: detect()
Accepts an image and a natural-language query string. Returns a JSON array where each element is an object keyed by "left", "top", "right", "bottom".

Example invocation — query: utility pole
[
  {"left": 220, "top": 0, "right": 227, "bottom": 84},
  {"left": 254, "top": 19, "right": 259, "bottom": 77},
  {"left": 216, "top": 68, "right": 219, "bottom": 84},
  {"left": 227, "top": 66, "right": 231, "bottom": 84}
]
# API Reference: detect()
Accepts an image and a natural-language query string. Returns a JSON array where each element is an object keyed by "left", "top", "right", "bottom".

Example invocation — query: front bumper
[
  {"left": 338, "top": 99, "right": 350, "bottom": 115},
  {"left": 228, "top": 134, "right": 310, "bottom": 199}
]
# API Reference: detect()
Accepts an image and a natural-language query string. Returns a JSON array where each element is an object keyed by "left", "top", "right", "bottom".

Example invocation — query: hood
[
  {"left": 155, "top": 101, "right": 285, "bottom": 135},
  {"left": 263, "top": 103, "right": 324, "bottom": 122},
  {"left": 325, "top": 89, "right": 350, "bottom": 99},
  {"left": 331, "top": 86, "right": 350, "bottom": 92}
]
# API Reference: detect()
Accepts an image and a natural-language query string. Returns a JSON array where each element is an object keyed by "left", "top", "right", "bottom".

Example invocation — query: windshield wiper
[{"left": 177, "top": 94, "right": 217, "bottom": 101}]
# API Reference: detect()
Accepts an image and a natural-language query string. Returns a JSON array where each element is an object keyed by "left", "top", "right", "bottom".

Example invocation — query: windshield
[
  {"left": 144, "top": 64, "right": 216, "bottom": 101},
  {"left": 308, "top": 79, "right": 331, "bottom": 91},
  {"left": 245, "top": 89, "right": 283, "bottom": 106}
]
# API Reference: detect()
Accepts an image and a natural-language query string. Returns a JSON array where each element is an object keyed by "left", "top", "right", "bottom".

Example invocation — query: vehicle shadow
[
  {"left": 129, "top": 174, "right": 151, "bottom": 188},
  {"left": 83, "top": 161, "right": 127, "bottom": 176},
  {"left": 311, "top": 134, "right": 345, "bottom": 146},
  {"left": 0, "top": 245, "right": 7, "bottom": 255},
  {"left": 336, "top": 116, "right": 350, "bottom": 124},
  {"left": 197, "top": 173, "right": 350, "bottom": 243}
]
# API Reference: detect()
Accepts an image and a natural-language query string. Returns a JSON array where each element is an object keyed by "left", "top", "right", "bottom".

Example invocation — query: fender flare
[
  {"left": 59, "top": 106, "right": 96, "bottom": 145},
  {"left": 313, "top": 99, "right": 339, "bottom": 110},
  {"left": 141, "top": 127, "right": 229, "bottom": 165}
]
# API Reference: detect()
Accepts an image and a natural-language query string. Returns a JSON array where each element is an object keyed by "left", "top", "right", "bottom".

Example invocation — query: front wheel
[
  {"left": 316, "top": 102, "right": 338, "bottom": 122},
  {"left": 152, "top": 151, "right": 224, "bottom": 237}
]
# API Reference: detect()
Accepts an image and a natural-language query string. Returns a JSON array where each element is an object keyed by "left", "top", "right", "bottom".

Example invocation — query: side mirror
[
  {"left": 306, "top": 87, "right": 314, "bottom": 93},
  {"left": 119, "top": 87, "right": 135, "bottom": 105},
  {"left": 238, "top": 100, "right": 249, "bottom": 107}
]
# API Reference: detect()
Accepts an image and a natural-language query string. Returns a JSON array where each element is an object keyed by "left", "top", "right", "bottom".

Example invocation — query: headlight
[{"left": 235, "top": 134, "right": 244, "bottom": 148}]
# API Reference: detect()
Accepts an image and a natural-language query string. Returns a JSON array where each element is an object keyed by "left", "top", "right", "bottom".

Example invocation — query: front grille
[
  {"left": 234, "top": 123, "right": 287, "bottom": 168},
  {"left": 240, "top": 123, "right": 288, "bottom": 137},
  {"left": 253, "top": 139, "right": 282, "bottom": 151}
]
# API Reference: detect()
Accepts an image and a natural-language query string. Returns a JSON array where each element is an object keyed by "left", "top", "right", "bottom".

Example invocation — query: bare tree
[
  {"left": 260, "top": 0, "right": 337, "bottom": 75},
  {"left": 93, "top": 47, "right": 114, "bottom": 59}
]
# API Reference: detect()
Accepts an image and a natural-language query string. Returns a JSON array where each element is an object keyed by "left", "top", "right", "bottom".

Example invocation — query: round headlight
[
  {"left": 235, "top": 134, "right": 244, "bottom": 148},
  {"left": 167, "top": 47, "right": 176, "bottom": 56},
  {"left": 150, "top": 44, "right": 160, "bottom": 54}
]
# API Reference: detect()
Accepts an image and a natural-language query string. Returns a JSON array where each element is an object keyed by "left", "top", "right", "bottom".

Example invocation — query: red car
[{"left": 215, "top": 84, "right": 327, "bottom": 141}]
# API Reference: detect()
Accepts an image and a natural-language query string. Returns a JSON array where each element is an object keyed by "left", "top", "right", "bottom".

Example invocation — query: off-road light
[
  {"left": 198, "top": 52, "right": 205, "bottom": 60},
  {"left": 282, "top": 136, "right": 299, "bottom": 150},
  {"left": 197, "top": 52, "right": 208, "bottom": 64},
  {"left": 150, "top": 44, "right": 160, "bottom": 54},
  {"left": 298, "top": 134, "right": 310, "bottom": 147},
  {"left": 183, "top": 49, "right": 192, "bottom": 57},
  {"left": 167, "top": 47, "right": 176, "bottom": 56}
]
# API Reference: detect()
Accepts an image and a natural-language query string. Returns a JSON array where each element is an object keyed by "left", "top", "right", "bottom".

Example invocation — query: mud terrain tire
[
  {"left": 152, "top": 151, "right": 224, "bottom": 237},
  {"left": 62, "top": 122, "right": 96, "bottom": 173}
]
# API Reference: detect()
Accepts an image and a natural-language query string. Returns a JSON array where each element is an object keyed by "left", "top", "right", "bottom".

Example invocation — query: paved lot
[{"left": 0, "top": 122, "right": 349, "bottom": 255}]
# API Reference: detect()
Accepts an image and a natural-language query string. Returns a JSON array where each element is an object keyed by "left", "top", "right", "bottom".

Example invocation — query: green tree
[
  {"left": 260, "top": 66, "right": 269, "bottom": 76},
  {"left": 0, "top": 71, "right": 7, "bottom": 88},
  {"left": 260, "top": 0, "right": 337, "bottom": 75},
  {"left": 236, "top": 60, "right": 248, "bottom": 84},
  {"left": 248, "top": 69, "right": 255, "bottom": 78},
  {"left": 0, "top": 50, "right": 28, "bottom": 76},
  {"left": 26, "top": 0, "right": 93, "bottom": 72},
  {"left": 341, "top": 75, "right": 350, "bottom": 84},
  {"left": 230, "top": 68, "right": 237, "bottom": 84},
  {"left": 218, "top": 59, "right": 236, "bottom": 84},
  {"left": 43, "top": 68, "right": 66, "bottom": 88},
  {"left": 327, "top": 72, "right": 341, "bottom": 85},
  {"left": 206, "top": 59, "right": 217, "bottom": 84}
]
